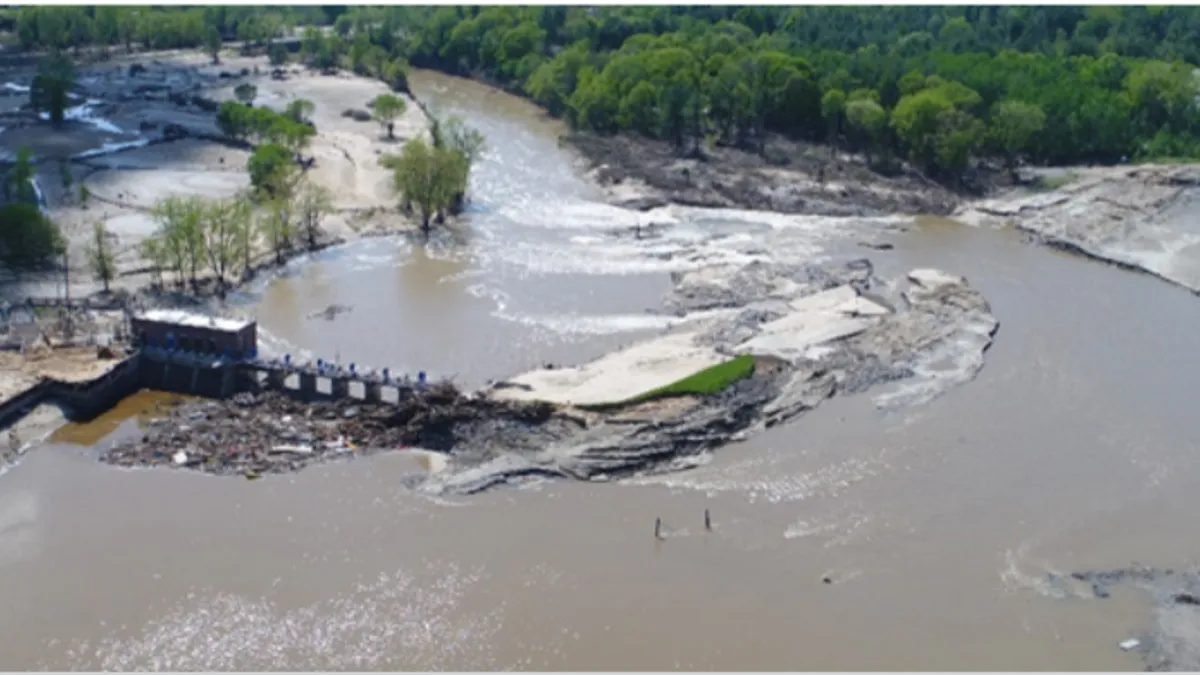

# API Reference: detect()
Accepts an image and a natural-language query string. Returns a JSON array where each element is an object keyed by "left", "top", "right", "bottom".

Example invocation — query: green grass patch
[
  {"left": 584, "top": 354, "right": 757, "bottom": 410},
  {"left": 1033, "top": 172, "right": 1079, "bottom": 191}
]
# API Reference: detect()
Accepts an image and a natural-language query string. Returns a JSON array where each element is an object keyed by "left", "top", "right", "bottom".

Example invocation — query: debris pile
[{"left": 101, "top": 382, "right": 563, "bottom": 478}]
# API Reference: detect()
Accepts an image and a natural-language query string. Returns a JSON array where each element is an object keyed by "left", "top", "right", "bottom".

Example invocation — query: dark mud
[
  {"left": 566, "top": 132, "right": 960, "bottom": 217},
  {"left": 1046, "top": 566, "right": 1200, "bottom": 671}
]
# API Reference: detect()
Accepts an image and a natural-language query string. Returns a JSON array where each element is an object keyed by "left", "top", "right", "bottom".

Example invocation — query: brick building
[{"left": 130, "top": 309, "right": 257, "bottom": 359}]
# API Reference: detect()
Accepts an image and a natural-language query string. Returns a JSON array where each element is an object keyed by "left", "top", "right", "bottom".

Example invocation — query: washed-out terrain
[{"left": 0, "top": 52, "right": 1199, "bottom": 671}]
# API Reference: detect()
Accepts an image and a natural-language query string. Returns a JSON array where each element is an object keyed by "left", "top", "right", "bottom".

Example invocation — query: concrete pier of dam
[{"left": 0, "top": 309, "right": 435, "bottom": 431}]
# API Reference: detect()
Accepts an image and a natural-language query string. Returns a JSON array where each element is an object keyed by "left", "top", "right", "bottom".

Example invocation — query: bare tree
[
  {"left": 258, "top": 198, "right": 294, "bottom": 265},
  {"left": 85, "top": 220, "right": 116, "bottom": 293}
]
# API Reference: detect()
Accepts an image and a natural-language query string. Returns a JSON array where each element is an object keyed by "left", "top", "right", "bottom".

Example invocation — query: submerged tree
[{"left": 296, "top": 180, "right": 333, "bottom": 250}]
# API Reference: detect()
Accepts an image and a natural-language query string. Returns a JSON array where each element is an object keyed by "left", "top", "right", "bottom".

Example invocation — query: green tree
[
  {"left": 204, "top": 25, "right": 222, "bottom": 64},
  {"left": 370, "top": 93, "right": 407, "bottom": 139},
  {"left": 268, "top": 42, "right": 289, "bottom": 67},
  {"left": 247, "top": 143, "right": 297, "bottom": 197},
  {"left": 934, "top": 108, "right": 984, "bottom": 182},
  {"left": 258, "top": 198, "right": 294, "bottom": 264},
  {"left": 215, "top": 100, "right": 251, "bottom": 141},
  {"left": 201, "top": 197, "right": 246, "bottom": 295},
  {"left": 387, "top": 137, "right": 467, "bottom": 232},
  {"left": 890, "top": 88, "right": 955, "bottom": 173},
  {"left": 284, "top": 98, "right": 315, "bottom": 124},
  {"left": 0, "top": 204, "right": 64, "bottom": 271},
  {"left": 85, "top": 221, "right": 116, "bottom": 293},
  {"left": 989, "top": 100, "right": 1047, "bottom": 178},
  {"left": 152, "top": 195, "right": 206, "bottom": 290},
  {"left": 233, "top": 82, "right": 257, "bottom": 106},
  {"left": 845, "top": 98, "right": 888, "bottom": 165},
  {"left": 30, "top": 51, "right": 75, "bottom": 127},
  {"left": 139, "top": 236, "right": 167, "bottom": 289},
  {"left": 821, "top": 89, "right": 846, "bottom": 145},
  {"left": 296, "top": 180, "right": 333, "bottom": 250},
  {"left": 5, "top": 147, "right": 37, "bottom": 204}
]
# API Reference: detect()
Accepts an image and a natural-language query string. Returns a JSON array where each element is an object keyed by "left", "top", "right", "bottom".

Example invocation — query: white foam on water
[
  {"left": 784, "top": 510, "right": 875, "bottom": 548},
  {"left": 72, "top": 138, "right": 151, "bottom": 160},
  {"left": 494, "top": 310, "right": 676, "bottom": 337},
  {"left": 3, "top": 82, "right": 30, "bottom": 93},
  {"left": 36, "top": 99, "right": 124, "bottom": 135},
  {"left": 30, "top": 177, "right": 46, "bottom": 212},
  {"left": 625, "top": 450, "right": 888, "bottom": 505},
  {"left": 61, "top": 563, "right": 507, "bottom": 671},
  {"left": 999, "top": 544, "right": 1085, "bottom": 601}
]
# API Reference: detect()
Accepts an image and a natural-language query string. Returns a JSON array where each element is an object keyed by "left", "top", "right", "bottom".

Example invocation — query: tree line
[
  {"left": 337, "top": 5, "right": 1200, "bottom": 181},
  {"left": 2, "top": 6, "right": 331, "bottom": 53}
]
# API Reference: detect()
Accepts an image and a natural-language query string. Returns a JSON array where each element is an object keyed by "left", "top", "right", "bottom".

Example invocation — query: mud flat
[
  {"left": 1041, "top": 566, "right": 1200, "bottom": 671},
  {"left": 956, "top": 164, "right": 1200, "bottom": 294},
  {"left": 567, "top": 132, "right": 960, "bottom": 216},
  {"left": 1, "top": 51, "right": 429, "bottom": 299},
  {"left": 101, "top": 255, "right": 998, "bottom": 495}
]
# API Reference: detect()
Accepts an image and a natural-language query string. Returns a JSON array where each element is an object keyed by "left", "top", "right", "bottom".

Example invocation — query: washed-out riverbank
[
  {"left": 2, "top": 61, "right": 1200, "bottom": 672},
  {"left": 100, "top": 256, "right": 997, "bottom": 495}
]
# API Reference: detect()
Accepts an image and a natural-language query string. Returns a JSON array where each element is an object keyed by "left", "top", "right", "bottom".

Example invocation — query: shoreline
[
  {"left": 6, "top": 56, "right": 1198, "bottom": 499},
  {"left": 93, "top": 258, "right": 998, "bottom": 495}
]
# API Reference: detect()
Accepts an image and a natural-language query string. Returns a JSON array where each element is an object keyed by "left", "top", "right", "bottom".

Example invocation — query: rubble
[{"left": 100, "top": 382, "right": 575, "bottom": 478}]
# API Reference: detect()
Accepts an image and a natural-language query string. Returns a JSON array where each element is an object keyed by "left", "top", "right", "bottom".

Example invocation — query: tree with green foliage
[
  {"left": 989, "top": 100, "right": 1047, "bottom": 179},
  {"left": 268, "top": 42, "right": 289, "bottom": 67},
  {"left": 284, "top": 98, "right": 315, "bottom": 125},
  {"left": 85, "top": 221, "right": 116, "bottom": 293},
  {"left": 296, "top": 180, "right": 333, "bottom": 250},
  {"left": 258, "top": 198, "right": 294, "bottom": 264},
  {"left": 5, "top": 147, "right": 37, "bottom": 204},
  {"left": 30, "top": 51, "right": 75, "bottom": 128},
  {"left": 139, "top": 236, "right": 167, "bottom": 289},
  {"left": 151, "top": 195, "right": 207, "bottom": 290},
  {"left": 821, "top": 89, "right": 846, "bottom": 146},
  {"left": 890, "top": 87, "right": 956, "bottom": 174},
  {"left": 201, "top": 196, "right": 248, "bottom": 295},
  {"left": 386, "top": 138, "right": 468, "bottom": 232},
  {"left": 247, "top": 143, "right": 298, "bottom": 197},
  {"left": 845, "top": 98, "right": 888, "bottom": 166},
  {"left": 233, "top": 83, "right": 257, "bottom": 106},
  {"left": 216, "top": 100, "right": 251, "bottom": 141},
  {"left": 370, "top": 93, "right": 407, "bottom": 139},
  {"left": 0, "top": 204, "right": 64, "bottom": 272},
  {"left": 204, "top": 25, "right": 222, "bottom": 64}
]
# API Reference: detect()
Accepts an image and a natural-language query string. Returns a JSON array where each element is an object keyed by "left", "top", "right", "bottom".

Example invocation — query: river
[{"left": 1, "top": 70, "right": 1198, "bottom": 670}]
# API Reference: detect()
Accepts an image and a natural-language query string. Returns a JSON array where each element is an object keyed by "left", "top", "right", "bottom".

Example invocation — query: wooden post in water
[
  {"left": 654, "top": 517, "right": 663, "bottom": 540},
  {"left": 704, "top": 508, "right": 712, "bottom": 532}
]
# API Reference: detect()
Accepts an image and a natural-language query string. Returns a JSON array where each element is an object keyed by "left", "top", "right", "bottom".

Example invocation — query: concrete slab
[
  {"left": 739, "top": 285, "right": 891, "bottom": 361},
  {"left": 490, "top": 331, "right": 725, "bottom": 407}
]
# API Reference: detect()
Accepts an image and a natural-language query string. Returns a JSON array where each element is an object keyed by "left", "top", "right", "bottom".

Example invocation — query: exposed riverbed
[{"left": 2, "top": 67, "right": 1200, "bottom": 670}]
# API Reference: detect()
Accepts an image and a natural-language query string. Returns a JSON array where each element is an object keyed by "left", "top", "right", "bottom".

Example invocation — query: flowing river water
[{"left": 2, "top": 70, "right": 1199, "bottom": 670}]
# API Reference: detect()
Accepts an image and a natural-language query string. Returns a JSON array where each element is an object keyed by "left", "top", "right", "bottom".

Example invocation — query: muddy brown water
[{"left": 2, "top": 70, "right": 1199, "bottom": 670}]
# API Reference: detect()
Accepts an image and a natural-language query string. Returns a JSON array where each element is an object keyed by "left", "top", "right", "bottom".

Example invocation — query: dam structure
[{"left": 0, "top": 310, "right": 432, "bottom": 430}]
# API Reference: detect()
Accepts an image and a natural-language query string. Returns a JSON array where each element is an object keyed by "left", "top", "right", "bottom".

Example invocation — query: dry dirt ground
[
  {"left": 0, "top": 48, "right": 430, "bottom": 297},
  {"left": 0, "top": 345, "right": 123, "bottom": 400}
]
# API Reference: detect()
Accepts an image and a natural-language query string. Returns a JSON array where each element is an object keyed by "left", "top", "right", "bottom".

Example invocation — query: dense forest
[{"left": 6, "top": 5, "right": 1200, "bottom": 181}]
